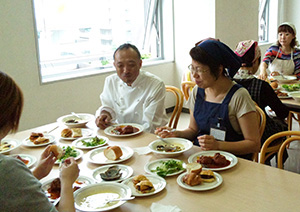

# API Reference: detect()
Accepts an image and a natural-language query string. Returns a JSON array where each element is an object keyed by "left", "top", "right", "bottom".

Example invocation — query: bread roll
[
  {"left": 34, "top": 137, "right": 49, "bottom": 144},
  {"left": 61, "top": 128, "right": 72, "bottom": 138},
  {"left": 50, "top": 145, "right": 64, "bottom": 159},
  {"left": 270, "top": 82, "right": 278, "bottom": 89},
  {"left": 186, "top": 162, "right": 202, "bottom": 174},
  {"left": 104, "top": 146, "right": 123, "bottom": 160},
  {"left": 183, "top": 172, "right": 202, "bottom": 186},
  {"left": 71, "top": 128, "right": 82, "bottom": 138}
]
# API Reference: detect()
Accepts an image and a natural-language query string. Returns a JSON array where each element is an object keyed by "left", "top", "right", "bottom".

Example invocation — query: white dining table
[{"left": 3, "top": 121, "right": 300, "bottom": 212}]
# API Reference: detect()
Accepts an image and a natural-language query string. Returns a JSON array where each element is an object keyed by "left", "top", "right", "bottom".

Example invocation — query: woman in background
[
  {"left": 156, "top": 40, "right": 260, "bottom": 160},
  {"left": 0, "top": 71, "right": 79, "bottom": 212},
  {"left": 234, "top": 40, "right": 289, "bottom": 164},
  {"left": 258, "top": 22, "right": 300, "bottom": 80}
]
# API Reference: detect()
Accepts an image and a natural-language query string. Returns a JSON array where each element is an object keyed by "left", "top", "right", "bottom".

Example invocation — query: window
[
  {"left": 258, "top": 0, "right": 279, "bottom": 44},
  {"left": 33, "top": 0, "right": 173, "bottom": 83}
]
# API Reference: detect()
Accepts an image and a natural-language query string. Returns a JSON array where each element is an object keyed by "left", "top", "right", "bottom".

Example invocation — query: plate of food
[
  {"left": 10, "top": 154, "right": 37, "bottom": 167},
  {"left": 60, "top": 128, "right": 93, "bottom": 140},
  {"left": 41, "top": 175, "right": 94, "bottom": 203},
  {"left": 144, "top": 158, "right": 186, "bottom": 178},
  {"left": 22, "top": 133, "right": 55, "bottom": 147},
  {"left": 177, "top": 170, "right": 223, "bottom": 191},
  {"left": 281, "top": 83, "right": 300, "bottom": 92},
  {"left": 72, "top": 135, "right": 108, "bottom": 149},
  {"left": 74, "top": 182, "right": 132, "bottom": 212},
  {"left": 188, "top": 150, "right": 238, "bottom": 171},
  {"left": 87, "top": 146, "right": 134, "bottom": 165},
  {"left": 0, "top": 138, "right": 21, "bottom": 154},
  {"left": 53, "top": 145, "right": 84, "bottom": 164},
  {"left": 148, "top": 138, "right": 193, "bottom": 157},
  {"left": 57, "top": 113, "right": 94, "bottom": 128},
  {"left": 92, "top": 164, "right": 134, "bottom": 183},
  {"left": 122, "top": 174, "right": 166, "bottom": 197},
  {"left": 104, "top": 123, "right": 143, "bottom": 137},
  {"left": 273, "top": 75, "right": 297, "bottom": 83}
]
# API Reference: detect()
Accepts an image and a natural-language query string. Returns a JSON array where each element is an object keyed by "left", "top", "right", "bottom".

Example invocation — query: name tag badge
[{"left": 210, "top": 121, "right": 226, "bottom": 141}]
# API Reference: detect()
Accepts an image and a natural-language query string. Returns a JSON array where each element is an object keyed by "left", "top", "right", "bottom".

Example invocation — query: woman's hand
[
  {"left": 155, "top": 127, "right": 177, "bottom": 138},
  {"left": 197, "top": 135, "right": 219, "bottom": 151},
  {"left": 258, "top": 70, "right": 268, "bottom": 80},
  {"left": 32, "top": 145, "right": 57, "bottom": 180},
  {"left": 60, "top": 157, "right": 80, "bottom": 186}
]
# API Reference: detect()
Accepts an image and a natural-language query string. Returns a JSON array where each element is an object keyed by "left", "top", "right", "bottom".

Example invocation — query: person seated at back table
[
  {"left": 156, "top": 40, "right": 260, "bottom": 160},
  {"left": 95, "top": 43, "right": 168, "bottom": 133},
  {"left": 0, "top": 71, "right": 80, "bottom": 212},
  {"left": 234, "top": 40, "right": 289, "bottom": 165}
]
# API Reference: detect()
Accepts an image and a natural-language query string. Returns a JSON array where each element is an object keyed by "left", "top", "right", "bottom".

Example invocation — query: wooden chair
[
  {"left": 181, "top": 81, "right": 196, "bottom": 101},
  {"left": 259, "top": 131, "right": 300, "bottom": 165},
  {"left": 278, "top": 135, "right": 300, "bottom": 169},
  {"left": 287, "top": 110, "right": 300, "bottom": 131},
  {"left": 252, "top": 105, "right": 267, "bottom": 162},
  {"left": 165, "top": 85, "right": 184, "bottom": 129}
]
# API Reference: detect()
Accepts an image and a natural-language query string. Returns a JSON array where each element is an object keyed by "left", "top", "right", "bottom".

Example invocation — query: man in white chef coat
[{"left": 95, "top": 43, "right": 168, "bottom": 133}]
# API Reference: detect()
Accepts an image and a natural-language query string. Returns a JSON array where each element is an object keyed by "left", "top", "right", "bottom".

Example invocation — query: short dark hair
[
  {"left": 277, "top": 25, "right": 297, "bottom": 48},
  {"left": 189, "top": 46, "right": 223, "bottom": 79},
  {"left": 0, "top": 71, "right": 23, "bottom": 133},
  {"left": 113, "top": 43, "right": 141, "bottom": 60}
]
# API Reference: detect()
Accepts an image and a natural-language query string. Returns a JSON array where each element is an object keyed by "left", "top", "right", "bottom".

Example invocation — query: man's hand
[{"left": 95, "top": 111, "right": 112, "bottom": 129}]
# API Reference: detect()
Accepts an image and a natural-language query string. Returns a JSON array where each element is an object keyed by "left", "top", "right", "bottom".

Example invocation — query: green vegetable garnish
[
  {"left": 151, "top": 159, "right": 184, "bottom": 178},
  {"left": 58, "top": 146, "right": 78, "bottom": 162},
  {"left": 81, "top": 136, "right": 106, "bottom": 147},
  {"left": 281, "top": 84, "right": 300, "bottom": 92}
]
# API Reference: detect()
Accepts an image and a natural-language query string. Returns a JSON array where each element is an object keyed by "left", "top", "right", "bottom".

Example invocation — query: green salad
[
  {"left": 281, "top": 84, "right": 300, "bottom": 92},
  {"left": 58, "top": 146, "right": 78, "bottom": 162},
  {"left": 81, "top": 136, "right": 106, "bottom": 147},
  {"left": 151, "top": 159, "right": 184, "bottom": 178}
]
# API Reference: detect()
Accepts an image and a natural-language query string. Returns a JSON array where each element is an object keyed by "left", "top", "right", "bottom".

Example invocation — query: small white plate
[
  {"left": 122, "top": 174, "right": 166, "bottom": 197},
  {"left": 92, "top": 164, "right": 134, "bottom": 183},
  {"left": 87, "top": 146, "right": 134, "bottom": 165},
  {"left": 104, "top": 123, "right": 143, "bottom": 137},
  {"left": 41, "top": 175, "right": 94, "bottom": 203},
  {"left": 144, "top": 158, "right": 186, "bottom": 177},
  {"left": 188, "top": 150, "right": 238, "bottom": 171},
  {"left": 22, "top": 135, "right": 55, "bottom": 147},
  {"left": 177, "top": 171, "right": 223, "bottom": 191},
  {"left": 60, "top": 128, "right": 93, "bottom": 141},
  {"left": 0, "top": 138, "right": 21, "bottom": 154},
  {"left": 72, "top": 135, "right": 108, "bottom": 150},
  {"left": 55, "top": 147, "right": 83, "bottom": 164},
  {"left": 57, "top": 113, "right": 94, "bottom": 128},
  {"left": 273, "top": 75, "right": 297, "bottom": 83},
  {"left": 10, "top": 154, "right": 37, "bottom": 168},
  {"left": 74, "top": 182, "right": 132, "bottom": 212}
]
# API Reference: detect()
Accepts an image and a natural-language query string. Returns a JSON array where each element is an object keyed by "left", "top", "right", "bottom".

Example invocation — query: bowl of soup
[{"left": 148, "top": 138, "right": 193, "bottom": 157}]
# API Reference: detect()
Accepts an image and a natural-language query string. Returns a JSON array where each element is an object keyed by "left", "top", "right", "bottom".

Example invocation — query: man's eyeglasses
[{"left": 188, "top": 64, "right": 208, "bottom": 75}]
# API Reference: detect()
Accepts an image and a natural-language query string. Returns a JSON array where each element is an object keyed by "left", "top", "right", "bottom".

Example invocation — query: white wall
[{"left": 0, "top": 0, "right": 281, "bottom": 131}]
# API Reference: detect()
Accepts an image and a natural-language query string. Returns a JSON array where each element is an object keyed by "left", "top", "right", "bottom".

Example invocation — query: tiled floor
[{"left": 174, "top": 112, "right": 300, "bottom": 174}]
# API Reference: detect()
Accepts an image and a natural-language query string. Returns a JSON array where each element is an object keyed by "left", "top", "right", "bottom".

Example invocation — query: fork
[{"left": 105, "top": 196, "right": 135, "bottom": 204}]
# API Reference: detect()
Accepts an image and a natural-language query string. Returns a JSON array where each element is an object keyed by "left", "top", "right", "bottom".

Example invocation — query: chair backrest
[
  {"left": 259, "top": 131, "right": 300, "bottom": 165},
  {"left": 252, "top": 105, "right": 267, "bottom": 162},
  {"left": 165, "top": 85, "right": 184, "bottom": 129},
  {"left": 181, "top": 81, "right": 196, "bottom": 101},
  {"left": 278, "top": 136, "right": 300, "bottom": 169}
]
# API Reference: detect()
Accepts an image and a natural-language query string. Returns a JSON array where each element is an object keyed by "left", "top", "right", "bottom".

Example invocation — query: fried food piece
[
  {"left": 33, "top": 136, "right": 49, "bottom": 145},
  {"left": 61, "top": 128, "right": 72, "bottom": 138},
  {"left": 29, "top": 132, "right": 44, "bottom": 142},
  {"left": 183, "top": 172, "right": 202, "bottom": 186}
]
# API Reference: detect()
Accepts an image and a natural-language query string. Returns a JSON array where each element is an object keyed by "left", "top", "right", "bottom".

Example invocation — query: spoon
[
  {"left": 105, "top": 196, "right": 135, "bottom": 204},
  {"left": 71, "top": 112, "right": 82, "bottom": 120}
]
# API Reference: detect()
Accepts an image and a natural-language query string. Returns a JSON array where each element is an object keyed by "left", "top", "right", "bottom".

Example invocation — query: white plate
[
  {"left": 148, "top": 138, "right": 193, "bottom": 157},
  {"left": 104, "top": 123, "right": 143, "bottom": 137},
  {"left": 88, "top": 146, "right": 134, "bottom": 165},
  {"left": 188, "top": 150, "right": 238, "bottom": 171},
  {"left": 0, "top": 138, "right": 21, "bottom": 154},
  {"left": 122, "top": 174, "right": 166, "bottom": 197},
  {"left": 92, "top": 164, "right": 134, "bottom": 183},
  {"left": 10, "top": 154, "right": 37, "bottom": 167},
  {"left": 177, "top": 171, "right": 223, "bottom": 191},
  {"left": 273, "top": 75, "right": 297, "bottom": 83},
  {"left": 72, "top": 135, "right": 108, "bottom": 150},
  {"left": 41, "top": 175, "right": 94, "bottom": 203},
  {"left": 55, "top": 147, "right": 83, "bottom": 164},
  {"left": 57, "top": 113, "right": 94, "bottom": 128},
  {"left": 22, "top": 135, "right": 55, "bottom": 147},
  {"left": 60, "top": 128, "right": 93, "bottom": 141},
  {"left": 144, "top": 158, "right": 186, "bottom": 177},
  {"left": 74, "top": 182, "right": 132, "bottom": 212}
]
